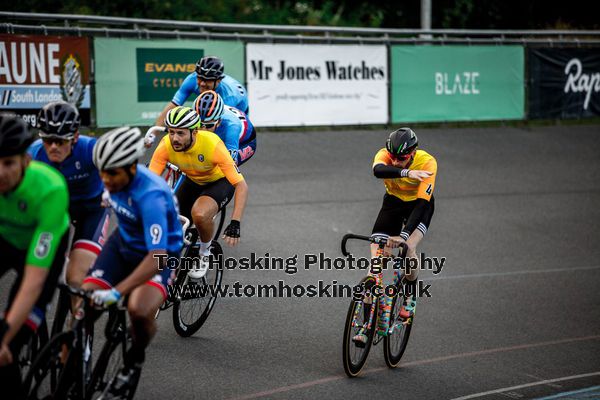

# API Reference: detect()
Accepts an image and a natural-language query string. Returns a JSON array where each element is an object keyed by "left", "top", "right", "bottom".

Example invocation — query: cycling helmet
[
  {"left": 195, "top": 56, "right": 225, "bottom": 80},
  {"left": 165, "top": 106, "right": 200, "bottom": 130},
  {"left": 386, "top": 127, "right": 418, "bottom": 156},
  {"left": 194, "top": 91, "right": 224, "bottom": 126},
  {"left": 93, "top": 126, "right": 145, "bottom": 170},
  {"left": 37, "top": 101, "right": 80, "bottom": 139},
  {"left": 0, "top": 114, "right": 33, "bottom": 157}
]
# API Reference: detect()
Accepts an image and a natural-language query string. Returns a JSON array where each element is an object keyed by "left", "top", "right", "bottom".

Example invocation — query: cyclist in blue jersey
[
  {"left": 83, "top": 127, "right": 183, "bottom": 397},
  {"left": 194, "top": 90, "right": 257, "bottom": 166},
  {"left": 154, "top": 55, "right": 248, "bottom": 127},
  {"left": 29, "top": 101, "right": 109, "bottom": 292}
]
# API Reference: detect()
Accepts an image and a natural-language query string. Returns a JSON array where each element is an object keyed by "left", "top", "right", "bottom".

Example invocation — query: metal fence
[{"left": 2, "top": 11, "right": 600, "bottom": 45}]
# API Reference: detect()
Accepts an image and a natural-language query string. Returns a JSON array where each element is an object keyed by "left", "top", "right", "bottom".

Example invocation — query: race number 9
[{"left": 150, "top": 224, "right": 163, "bottom": 245}]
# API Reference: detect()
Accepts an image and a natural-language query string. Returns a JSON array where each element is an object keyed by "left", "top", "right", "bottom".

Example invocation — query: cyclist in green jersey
[{"left": 0, "top": 114, "right": 70, "bottom": 398}]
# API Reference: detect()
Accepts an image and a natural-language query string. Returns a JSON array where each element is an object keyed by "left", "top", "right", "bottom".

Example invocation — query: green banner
[
  {"left": 391, "top": 46, "right": 524, "bottom": 122},
  {"left": 94, "top": 38, "right": 244, "bottom": 127}
]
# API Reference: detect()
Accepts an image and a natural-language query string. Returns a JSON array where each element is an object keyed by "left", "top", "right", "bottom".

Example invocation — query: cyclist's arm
[
  {"left": 373, "top": 163, "right": 409, "bottom": 178},
  {"left": 148, "top": 138, "right": 169, "bottom": 176},
  {"left": 401, "top": 159, "right": 437, "bottom": 240},
  {"left": 214, "top": 141, "right": 247, "bottom": 222},
  {"left": 114, "top": 191, "right": 170, "bottom": 296},
  {"left": 154, "top": 102, "right": 177, "bottom": 127},
  {"left": 4, "top": 187, "right": 68, "bottom": 345}
]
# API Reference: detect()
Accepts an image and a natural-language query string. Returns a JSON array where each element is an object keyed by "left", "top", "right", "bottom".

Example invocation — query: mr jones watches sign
[{"left": 246, "top": 44, "right": 388, "bottom": 127}]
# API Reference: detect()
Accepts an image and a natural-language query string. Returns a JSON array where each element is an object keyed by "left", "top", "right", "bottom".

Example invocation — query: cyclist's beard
[{"left": 173, "top": 134, "right": 193, "bottom": 152}]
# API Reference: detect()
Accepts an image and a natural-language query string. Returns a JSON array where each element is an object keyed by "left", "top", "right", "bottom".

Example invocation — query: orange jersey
[
  {"left": 149, "top": 131, "right": 244, "bottom": 186},
  {"left": 372, "top": 148, "right": 437, "bottom": 201}
]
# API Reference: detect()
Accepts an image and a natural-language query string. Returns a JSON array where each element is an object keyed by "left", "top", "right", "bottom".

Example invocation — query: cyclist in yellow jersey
[
  {"left": 149, "top": 106, "right": 248, "bottom": 279},
  {"left": 372, "top": 128, "right": 436, "bottom": 312}
]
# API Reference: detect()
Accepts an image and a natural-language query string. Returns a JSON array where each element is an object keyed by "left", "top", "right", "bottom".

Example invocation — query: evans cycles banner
[
  {"left": 391, "top": 46, "right": 524, "bottom": 122},
  {"left": 94, "top": 38, "right": 244, "bottom": 127},
  {"left": 246, "top": 44, "right": 388, "bottom": 126},
  {"left": 529, "top": 48, "right": 600, "bottom": 119},
  {"left": 0, "top": 34, "right": 91, "bottom": 126}
]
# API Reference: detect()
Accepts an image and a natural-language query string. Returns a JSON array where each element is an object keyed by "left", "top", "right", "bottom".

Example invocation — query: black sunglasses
[{"left": 42, "top": 137, "right": 71, "bottom": 146}]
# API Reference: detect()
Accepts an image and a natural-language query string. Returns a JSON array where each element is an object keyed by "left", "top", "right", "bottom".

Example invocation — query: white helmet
[{"left": 93, "top": 126, "right": 145, "bottom": 170}]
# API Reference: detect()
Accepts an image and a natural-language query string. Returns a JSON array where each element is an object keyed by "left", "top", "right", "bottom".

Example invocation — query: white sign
[{"left": 246, "top": 44, "right": 388, "bottom": 127}]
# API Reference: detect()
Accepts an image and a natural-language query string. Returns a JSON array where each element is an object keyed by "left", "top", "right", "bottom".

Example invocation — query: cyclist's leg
[
  {"left": 371, "top": 193, "right": 407, "bottom": 261},
  {"left": 81, "top": 231, "right": 131, "bottom": 293},
  {"left": 67, "top": 202, "right": 110, "bottom": 311},
  {"left": 191, "top": 178, "right": 234, "bottom": 245}
]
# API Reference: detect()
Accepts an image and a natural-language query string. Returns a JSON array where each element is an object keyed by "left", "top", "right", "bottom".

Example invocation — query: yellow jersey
[
  {"left": 372, "top": 148, "right": 437, "bottom": 201},
  {"left": 149, "top": 130, "right": 244, "bottom": 186}
]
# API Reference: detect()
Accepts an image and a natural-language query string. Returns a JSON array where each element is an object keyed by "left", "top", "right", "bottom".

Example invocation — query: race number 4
[{"left": 425, "top": 184, "right": 433, "bottom": 195}]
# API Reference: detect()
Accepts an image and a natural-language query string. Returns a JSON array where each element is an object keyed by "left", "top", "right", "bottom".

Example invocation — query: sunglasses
[
  {"left": 390, "top": 152, "right": 413, "bottom": 161},
  {"left": 42, "top": 137, "right": 71, "bottom": 146}
]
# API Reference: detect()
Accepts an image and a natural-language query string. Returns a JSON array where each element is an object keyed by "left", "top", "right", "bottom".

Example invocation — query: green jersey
[{"left": 0, "top": 161, "right": 70, "bottom": 269}]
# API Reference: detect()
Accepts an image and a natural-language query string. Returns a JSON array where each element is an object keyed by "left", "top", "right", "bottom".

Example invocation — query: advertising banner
[
  {"left": 0, "top": 34, "right": 91, "bottom": 126},
  {"left": 391, "top": 46, "right": 524, "bottom": 122},
  {"left": 94, "top": 38, "right": 244, "bottom": 127},
  {"left": 529, "top": 48, "right": 600, "bottom": 119},
  {"left": 246, "top": 44, "right": 388, "bottom": 126}
]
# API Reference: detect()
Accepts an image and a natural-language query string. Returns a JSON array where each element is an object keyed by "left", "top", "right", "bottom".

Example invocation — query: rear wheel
[
  {"left": 172, "top": 241, "right": 224, "bottom": 337},
  {"left": 342, "top": 276, "right": 378, "bottom": 377}
]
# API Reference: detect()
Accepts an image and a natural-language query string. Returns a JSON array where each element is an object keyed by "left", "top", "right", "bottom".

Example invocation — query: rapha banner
[
  {"left": 0, "top": 34, "right": 91, "bottom": 126},
  {"left": 529, "top": 48, "right": 600, "bottom": 119},
  {"left": 246, "top": 44, "right": 388, "bottom": 126}
]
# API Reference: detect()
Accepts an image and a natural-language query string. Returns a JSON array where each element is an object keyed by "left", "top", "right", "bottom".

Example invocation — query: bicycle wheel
[
  {"left": 86, "top": 310, "right": 129, "bottom": 400},
  {"left": 383, "top": 290, "right": 413, "bottom": 368},
  {"left": 172, "top": 241, "right": 224, "bottom": 337},
  {"left": 24, "top": 331, "right": 77, "bottom": 400},
  {"left": 342, "top": 276, "right": 379, "bottom": 377},
  {"left": 18, "top": 319, "right": 49, "bottom": 379}
]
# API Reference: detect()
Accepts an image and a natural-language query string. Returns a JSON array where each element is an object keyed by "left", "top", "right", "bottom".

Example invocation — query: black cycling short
[
  {"left": 176, "top": 177, "right": 234, "bottom": 220},
  {"left": 372, "top": 193, "right": 435, "bottom": 236}
]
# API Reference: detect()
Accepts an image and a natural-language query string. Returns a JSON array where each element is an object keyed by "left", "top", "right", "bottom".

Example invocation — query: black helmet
[
  {"left": 37, "top": 101, "right": 81, "bottom": 139},
  {"left": 386, "top": 127, "right": 418, "bottom": 156},
  {"left": 0, "top": 114, "right": 34, "bottom": 157},
  {"left": 195, "top": 56, "right": 225, "bottom": 80}
]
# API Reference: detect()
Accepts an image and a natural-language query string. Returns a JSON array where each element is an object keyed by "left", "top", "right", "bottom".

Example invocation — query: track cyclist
[
  {"left": 29, "top": 101, "right": 109, "bottom": 294},
  {"left": 0, "top": 114, "right": 69, "bottom": 398},
  {"left": 194, "top": 90, "right": 257, "bottom": 166},
  {"left": 155, "top": 55, "right": 248, "bottom": 127},
  {"left": 149, "top": 106, "right": 248, "bottom": 279},
  {"left": 82, "top": 127, "right": 183, "bottom": 398},
  {"left": 354, "top": 127, "right": 437, "bottom": 344}
]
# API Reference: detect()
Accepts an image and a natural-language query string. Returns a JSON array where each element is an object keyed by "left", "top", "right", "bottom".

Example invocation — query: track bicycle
[
  {"left": 24, "top": 284, "right": 132, "bottom": 400},
  {"left": 145, "top": 125, "right": 226, "bottom": 337},
  {"left": 340, "top": 233, "right": 413, "bottom": 377}
]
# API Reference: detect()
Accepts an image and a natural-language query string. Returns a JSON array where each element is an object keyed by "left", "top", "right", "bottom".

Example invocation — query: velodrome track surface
[{"left": 2, "top": 124, "right": 600, "bottom": 399}]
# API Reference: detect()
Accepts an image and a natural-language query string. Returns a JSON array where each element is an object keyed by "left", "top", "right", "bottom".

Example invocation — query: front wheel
[
  {"left": 342, "top": 276, "right": 378, "bottom": 377},
  {"left": 383, "top": 292, "right": 413, "bottom": 368},
  {"left": 172, "top": 241, "right": 224, "bottom": 337},
  {"left": 24, "top": 331, "right": 76, "bottom": 400}
]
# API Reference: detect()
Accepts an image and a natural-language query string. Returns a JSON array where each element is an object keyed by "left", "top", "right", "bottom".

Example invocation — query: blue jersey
[
  {"left": 105, "top": 165, "right": 183, "bottom": 254},
  {"left": 28, "top": 135, "right": 103, "bottom": 202},
  {"left": 172, "top": 73, "right": 249, "bottom": 113},
  {"left": 216, "top": 106, "right": 255, "bottom": 153}
]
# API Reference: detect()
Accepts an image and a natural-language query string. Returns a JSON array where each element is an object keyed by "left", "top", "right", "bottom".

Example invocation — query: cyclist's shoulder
[
  {"left": 28, "top": 138, "right": 44, "bottom": 157},
  {"left": 373, "top": 147, "right": 390, "bottom": 161},
  {"left": 22, "top": 162, "right": 68, "bottom": 206},
  {"left": 412, "top": 150, "right": 437, "bottom": 170},
  {"left": 414, "top": 149, "right": 436, "bottom": 163}
]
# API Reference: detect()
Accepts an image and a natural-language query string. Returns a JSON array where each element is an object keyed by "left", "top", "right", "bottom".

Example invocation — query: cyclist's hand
[
  {"left": 387, "top": 236, "right": 406, "bottom": 249},
  {"left": 0, "top": 342, "right": 13, "bottom": 367},
  {"left": 223, "top": 220, "right": 240, "bottom": 247},
  {"left": 91, "top": 288, "right": 121, "bottom": 308},
  {"left": 143, "top": 132, "right": 156, "bottom": 148},
  {"left": 407, "top": 170, "right": 433, "bottom": 181}
]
